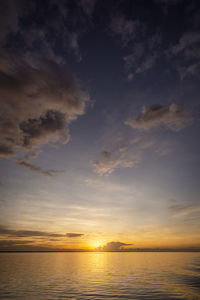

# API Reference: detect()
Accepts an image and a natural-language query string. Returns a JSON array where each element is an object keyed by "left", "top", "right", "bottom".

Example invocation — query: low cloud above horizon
[{"left": 96, "top": 241, "right": 132, "bottom": 252}]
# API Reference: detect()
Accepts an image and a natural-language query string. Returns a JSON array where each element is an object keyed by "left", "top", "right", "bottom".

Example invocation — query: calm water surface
[{"left": 0, "top": 252, "right": 200, "bottom": 299}]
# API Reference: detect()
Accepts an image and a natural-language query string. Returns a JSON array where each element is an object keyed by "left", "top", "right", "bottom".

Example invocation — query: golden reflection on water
[{"left": 0, "top": 252, "right": 200, "bottom": 299}]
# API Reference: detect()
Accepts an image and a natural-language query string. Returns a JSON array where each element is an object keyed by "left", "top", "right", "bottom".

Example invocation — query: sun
[{"left": 89, "top": 240, "right": 103, "bottom": 249}]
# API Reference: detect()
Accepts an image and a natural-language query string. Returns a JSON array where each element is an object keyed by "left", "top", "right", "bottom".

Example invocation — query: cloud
[
  {"left": 0, "top": 53, "right": 89, "bottom": 161},
  {"left": 14, "top": 149, "right": 64, "bottom": 176},
  {"left": 169, "top": 32, "right": 200, "bottom": 79},
  {"left": 0, "top": 0, "right": 91, "bottom": 61},
  {"left": 0, "top": 144, "right": 14, "bottom": 158},
  {"left": 156, "top": 145, "right": 173, "bottom": 157},
  {"left": 0, "top": 225, "right": 65, "bottom": 238},
  {"left": 17, "top": 161, "right": 65, "bottom": 176},
  {"left": 171, "top": 32, "right": 200, "bottom": 55},
  {"left": 85, "top": 177, "right": 127, "bottom": 192},
  {"left": 19, "top": 150, "right": 42, "bottom": 163},
  {"left": 92, "top": 150, "right": 141, "bottom": 175},
  {"left": 124, "top": 33, "right": 161, "bottom": 79},
  {"left": 0, "top": 239, "right": 64, "bottom": 251},
  {"left": 66, "top": 233, "right": 84, "bottom": 238},
  {"left": 125, "top": 103, "right": 192, "bottom": 131},
  {"left": 80, "top": 0, "right": 97, "bottom": 16},
  {"left": 0, "top": 240, "right": 34, "bottom": 248},
  {"left": 96, "top": 241, "right": 132, "bottom": 251},
  {"left": 0, "top": 0, "right": 21, "bottom": 43},
  {"left": 110, "top": 15, "right": 140, "bottom": 45},
  {"left": 92, "top": 136, "right": 156, "bottom": 176},
  {"left": 168, "top": 204, "right": 200, "bottom": 218}
]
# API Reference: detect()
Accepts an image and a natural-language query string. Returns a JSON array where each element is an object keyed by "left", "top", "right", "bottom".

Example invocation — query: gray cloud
[
  {"left": 125, "top": 103, "right": 192, "bottom": 131},
  {"left": 169, "top": 32, "right": 200, "bottom": 79},
  {"left": 168, "top": 203, "right": 200, "bottom": 217},
  {"left": 17, "top": 161, "right": 65, "bottom": 176},
  {"left": 96, "top": 241, "right": 132, "bottom": 251},
  {"left": 66, "top": 233, "right": 84, "bottom": 238},
  {"left": 110, "top": 14, "right": 159, "bottom": 80},
  {"left": 0, "top": 0, "right": 92, "bottom": 61},
  {"left": 124, "top": 33, "right": 161, "bottom": 80},
  {"left": 0, "top": 0, "right": 21, "bottom": 43},
  {"left": 0, "top": 240, "right": 34, "bottom": 248},
  {"left": 15, "top": 149, "right": 64, "bottom": 176},
  {"left": 93, "top": 149, "right": 141, "bottom": 176},
  {"left": 0, "top": 225, "right": 65, "bottom": 238},
  {"left": 110, "top": 11, "right": 161, "bottom": 80},
  {"left": 0, "top": 54, "right": 89, "bottom": 161},
  {"left": 92, "top": 135, "right": 157, "bottom": 176},
  {"left": 80, "top": 0, "right": 98, "bottom": 16},
  {"left": 110, "top": 15, "right": 140, "bottom": 45},
  {"left": 171, "top": 32, "right": 200, "bottom": 55},
  {"left": 0, "top": 144, "right": 14, "bottom": 158}
]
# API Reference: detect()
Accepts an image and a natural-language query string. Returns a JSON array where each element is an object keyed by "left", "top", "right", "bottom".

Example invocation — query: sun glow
[{"left": 89, "top": 240, "right": 103, "bottom": 249}]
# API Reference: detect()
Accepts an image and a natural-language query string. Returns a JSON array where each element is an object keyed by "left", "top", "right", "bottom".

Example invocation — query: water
[{"left": 0, "top": 252, "right": 200, "bottom": 299}]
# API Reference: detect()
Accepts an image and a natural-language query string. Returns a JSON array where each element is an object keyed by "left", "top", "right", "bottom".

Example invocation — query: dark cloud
[
  {"left": 125, "top": 103, "right": 192, "bottom": 131},
  {"left": 17, "top": 161, "right": 65, "bottom": 176},
  {"left": 66, "top": 233, "right": 84, "bottom": 238},
  {"left": 0, "top": 53, "right": 89, "bottom": 160},
  {"left": 14, "top": 149, "right": 64, "bottom": 176},
  {"left": 0, "top": 240, "right": 65, "bottom": 251},
  {"left": 0, "top": 225, "right": 65, "bottom": 238},
  {"left": 110, "top": 14, "right": 140, "bottom": 46},
  {"left": 0, "top": 0, "right": 21, "bottom": 43},
  {"left": 0, "top": 0, "right": 93, "bottom": 60},
  {"left": 80, "top": 0, "right": 98, "bottom": 16},
  {"left": 96, "top": 241, "right": 132, "bottom": 251},
  {"left": 0, "top": 240, "right": 34, "bottom": 248},
  {"left": 0, "top": 144, "right": 14, "bottom": 158}
]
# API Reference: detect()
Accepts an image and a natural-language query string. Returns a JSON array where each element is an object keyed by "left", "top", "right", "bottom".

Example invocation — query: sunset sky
[{"left": 0, "top": 0, "right": 200, "bottom": 251}]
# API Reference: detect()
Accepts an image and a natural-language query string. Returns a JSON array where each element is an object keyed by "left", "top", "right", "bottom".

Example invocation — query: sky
[{"left": 0, "top": 0, "right": 200, "bottom": 251}]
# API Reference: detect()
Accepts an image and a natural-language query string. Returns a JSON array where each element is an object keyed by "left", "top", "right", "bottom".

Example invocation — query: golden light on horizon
[{"left": 89, "top": 240, "right": 104, "bottom": 249}]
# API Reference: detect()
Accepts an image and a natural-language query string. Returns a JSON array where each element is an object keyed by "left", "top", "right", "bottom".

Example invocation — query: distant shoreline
[{"left": 1, "top": 250, "right": 200, "bottom": 253}]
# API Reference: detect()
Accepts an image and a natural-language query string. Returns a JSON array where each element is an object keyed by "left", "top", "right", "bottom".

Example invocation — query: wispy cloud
[
  {"left": 92, "top": 149, "right": 141, "bottom": 176},
  {"left": 169, "top": 31, "right": 200, "bottom": 79},
  {"left": 169, "top": 203, "right": 200, "bottom": 218},
  {"left": 16, "top": 161, "right": 65, "bottom": 177}
]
